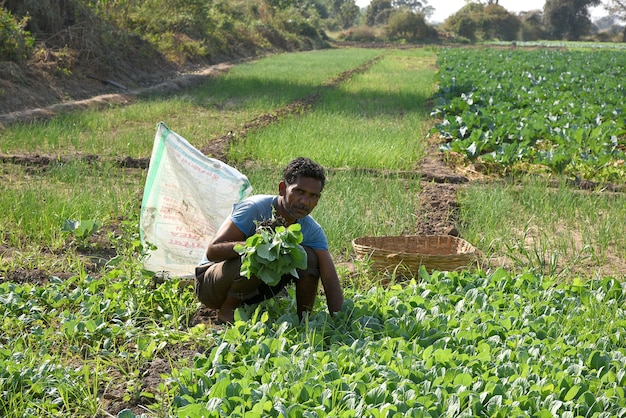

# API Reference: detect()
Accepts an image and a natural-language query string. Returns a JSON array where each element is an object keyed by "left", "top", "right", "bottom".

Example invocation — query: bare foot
[
  {"left": 218, "top": 295, "right": 242, "bottom": 324},
  {"left": 217, "top": 310, "right": 234, "bottom": 324}
]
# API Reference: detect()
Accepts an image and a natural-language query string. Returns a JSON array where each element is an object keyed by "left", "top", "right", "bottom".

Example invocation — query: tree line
[
  {"left": 365, "top": 0, "right": 624, "bottom": 43},
  {"left": 1, "top": 0, "right": 624, "bottom": 66}
]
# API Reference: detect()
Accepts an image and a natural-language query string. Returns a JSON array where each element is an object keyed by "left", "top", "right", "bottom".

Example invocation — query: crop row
[
  {"left": 172, "top": 269, "right": 626, "bottom": 417},
  {"left": 430, "top": 48, "right": 626, "bottom": 182},
  {"left": 3, "top": 266, "right": 624, "bottom": 416}
]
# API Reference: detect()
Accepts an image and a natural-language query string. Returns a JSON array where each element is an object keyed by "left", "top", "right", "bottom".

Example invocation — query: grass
[
  {"left": 0, "top": 162, "right": 142, "bottom": 246},
  {"left": 0, "top": 49, "right": 384, "bottom": 158},
  {"left": 192, "top": 49, "right": 386, "bottom": 105},
  {"left": 459, "top": 177, "right": 626, "bottom": 278},
  {"left": 230, "top": 50, "right": 436, "bottom": 169},
  {"left": 0, "top": 161, "right": 144, "bottom": 275}
]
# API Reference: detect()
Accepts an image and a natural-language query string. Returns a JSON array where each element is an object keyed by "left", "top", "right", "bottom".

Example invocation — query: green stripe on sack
[{"left": 140, "top": 121, "right": 169, "bottom": 216}]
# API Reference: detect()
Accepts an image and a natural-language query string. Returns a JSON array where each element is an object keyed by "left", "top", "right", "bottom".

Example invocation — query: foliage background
[{"left": 1, "top": 0, "right": 623, "bottom": 84}]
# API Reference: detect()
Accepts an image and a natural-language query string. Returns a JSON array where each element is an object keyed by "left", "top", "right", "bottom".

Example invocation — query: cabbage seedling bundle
[{"left": 234, "top": 223, "right": 307, "bottom": 286}]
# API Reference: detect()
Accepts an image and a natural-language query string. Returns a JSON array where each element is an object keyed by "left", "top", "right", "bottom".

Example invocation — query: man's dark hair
[{"left": 283, "top": 157, "right": 326, "bottom": 191}]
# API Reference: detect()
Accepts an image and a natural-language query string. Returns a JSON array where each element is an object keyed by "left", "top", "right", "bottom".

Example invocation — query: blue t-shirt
[
  {"left": 231, "top": 195, "right": 328, "bottom": 249},
  {"left": 201, "top": 195, "right": 328, "bottom": 264}
]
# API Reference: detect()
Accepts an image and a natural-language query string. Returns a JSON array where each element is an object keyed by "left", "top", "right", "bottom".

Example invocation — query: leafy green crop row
[
  {"left": 4, "top": 262, "right": 624, "bottom": 416},
  {"left": 171, "top": 269, "right": 626, "bottom": 417},
  {"left": 0, "top": 253, "right": 201, "bottom": 417},
  {"left": 430, "top": 48, "right": 626, "bottom": 182}
]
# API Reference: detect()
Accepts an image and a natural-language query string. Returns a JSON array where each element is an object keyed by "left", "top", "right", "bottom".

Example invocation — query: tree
[
  {"left": 386, "top": 9, "right": 436, "bottom": 40},
  {"left": 481, "top": 4, "right": 521, "bottom": 40},
  {"left": 421, "top": 5, "right": 435, "bottom": 19},
  {"left": 338, "top": 0, "right": 360, "bottom": 28},
  {"left": 543, "top": 0, "right": 602, "bottom": 40},
  {"left": 604, "top": 0, "right": 626, "bottom": 17},
  {"left": 266, "top": 0, "right": 302, "bottom": 9},
  {"left": 604, "top": 0, "right": 626, "bottom": 41},
  {"left": 443, "top": 2, "right": 521, "bottom": 42},
  {"left": 365, "top": 0, "right": 433, "bottom": 26},
  {"left": 443, "top": 3, "right": 483, "bottom": 41},
  {"left": 365, "top": 0, "right": 393, "bottom": 25},
  {"left": 3, "top": 0, "right": 75, "bottom": 33},
  {"left": 519, "top": 10, "right": 547, "bottom": 41},
  {"left": 310, "top": 1, "right": 330, "bottom": 19},
  {"left": 391, "top": 0, "right": 425, "bottom": 12},
  {"left": 311, "top": 0, "right": 359, "bottom": 30},
  {"left": 0, "top": 7, "right": 34, "bottom": 62}
]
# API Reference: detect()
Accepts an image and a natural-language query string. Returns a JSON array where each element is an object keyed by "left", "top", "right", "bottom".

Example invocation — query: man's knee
[
  {"left": 194, "top": 266, "right": 221, "bottom": 308},
  {"left": 195, "top": 259, "right": 243, "bottom": 308},
  {"left": 197, "top": 247, "right": 321, "bottom": 309}
]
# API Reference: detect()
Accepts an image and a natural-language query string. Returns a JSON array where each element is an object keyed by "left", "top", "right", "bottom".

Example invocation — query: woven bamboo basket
[{"left": 352, "top": 235, "right": 477, "bottom": 274}]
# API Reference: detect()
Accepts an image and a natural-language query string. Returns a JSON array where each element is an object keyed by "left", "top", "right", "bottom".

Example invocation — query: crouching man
[{"left": 195, "top": 157, "right": 343, "bottom": 324}]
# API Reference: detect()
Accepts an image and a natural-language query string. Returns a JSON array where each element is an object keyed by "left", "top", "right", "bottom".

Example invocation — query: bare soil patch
[{"left": 0, "top": 62, "right": 232, "bottom": 127}]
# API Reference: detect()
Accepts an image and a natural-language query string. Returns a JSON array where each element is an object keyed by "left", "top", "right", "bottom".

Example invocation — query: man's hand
[{"left": 205, "top": 220, "right": 246, "bottom": 262}]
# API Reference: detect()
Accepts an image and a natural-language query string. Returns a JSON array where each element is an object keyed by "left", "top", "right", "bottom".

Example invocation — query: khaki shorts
[{"left": 195, "top": 246, "right": 319, "bottom": 309}]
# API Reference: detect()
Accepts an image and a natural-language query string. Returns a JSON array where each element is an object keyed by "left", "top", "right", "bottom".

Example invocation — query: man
[{"left": 195, "top": 157, "right": 344, "bottom": 324}]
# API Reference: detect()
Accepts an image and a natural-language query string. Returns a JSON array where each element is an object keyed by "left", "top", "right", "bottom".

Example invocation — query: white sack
[{"left": 140, "top": 122, "right": 251, "bottom": 277}]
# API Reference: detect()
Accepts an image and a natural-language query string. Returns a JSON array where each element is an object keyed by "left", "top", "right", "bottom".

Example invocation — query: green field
[{"left": 0, "top": 46, "right": 625, "bottom": 417}]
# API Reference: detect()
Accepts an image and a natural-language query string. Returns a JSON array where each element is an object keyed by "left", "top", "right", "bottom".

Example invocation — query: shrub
[
  {"left": 0, "top": 8, "right": 34, "bottom": 62},
  {"left": 386, "top": 10, "right": 438, "bottom": 42},
  {"left": 443, "top": 3, "right": 521, "bottom": 42},
  {"left": 145, "top": 32, "right": 207, "bottom": 65},
  {"left": 340, "top": 25, "right": 379, "bottom": 42}
]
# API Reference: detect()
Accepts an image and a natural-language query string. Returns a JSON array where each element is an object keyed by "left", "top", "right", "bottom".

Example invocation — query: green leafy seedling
[
  {"left": 234, "top": 223, "right": 307, "bottom": 286},
  {"left": 62, "top": 219, "right": 101, "bottom": 240}
]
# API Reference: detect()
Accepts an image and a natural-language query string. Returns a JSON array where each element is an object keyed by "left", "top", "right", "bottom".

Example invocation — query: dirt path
[{"left": 0, "top": 63, "right": 232, "bottom": 128}]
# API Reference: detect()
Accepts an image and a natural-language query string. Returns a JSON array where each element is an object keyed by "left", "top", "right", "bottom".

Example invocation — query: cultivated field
[{"left": 0, "top": 46, "right": 625, "bottom": 417}]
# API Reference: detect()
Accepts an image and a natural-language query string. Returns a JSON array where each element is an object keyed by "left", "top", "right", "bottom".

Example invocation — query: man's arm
[
  {"left": 205, "top": 219, "right": 247, "bottom": 262},
  {"left": 314, "top": 248, "right": 344, "bottom": 314}
]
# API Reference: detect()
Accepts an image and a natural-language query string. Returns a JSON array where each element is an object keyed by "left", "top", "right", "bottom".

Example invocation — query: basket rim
[
  {"left": 352, "top": 234, "right": 476, "bottom": 251},
  {"left": 351, "top": 234, "right": 478, "bottom": 273}
]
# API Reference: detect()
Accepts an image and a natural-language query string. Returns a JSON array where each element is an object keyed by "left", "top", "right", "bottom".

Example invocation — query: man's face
[{"left": 280, "top": 176, "right": 322, "bottom": 220}]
